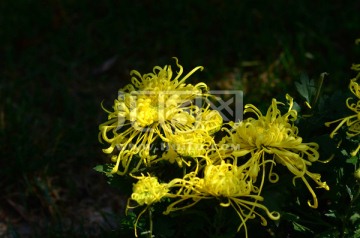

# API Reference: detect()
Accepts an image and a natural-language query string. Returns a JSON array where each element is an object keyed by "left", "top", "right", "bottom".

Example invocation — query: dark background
[{"left": 1, "top": 0, "right": 360, "bottom": 236}]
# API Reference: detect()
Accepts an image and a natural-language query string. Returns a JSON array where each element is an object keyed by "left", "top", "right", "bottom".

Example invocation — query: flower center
[
  {"left": 130, "top": 98, "right": 159, "bottom": 128},
  {"left": 203, "top": 163, "right": 251, "bottom": 197},
  {"left": 239, "top": 118, "right": 296, "bottom": 149}
]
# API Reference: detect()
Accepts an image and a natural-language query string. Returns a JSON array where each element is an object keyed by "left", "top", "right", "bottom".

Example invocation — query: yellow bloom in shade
[
  {"left": 195, "top": 107, "right": 223, "bottom": 134},
  {"left": 130, "top": 174, "right": 169, "bottom": 206},
  {"left": 165, "top": 160, "right": 280, "bottom": 238},
  {"left": 99, "top": 58, "right": 209, "bottom": 174},
  {"left": 127, "top": 174, "right": 170, "bottom": 237},
  {"left": 325, "top": 64, "right": 360, "bottom": 155},
  {"left": 219, "top": 94, "right": 329, "bottom": 208},
  {"left": 201, "top": 161, "right": 254, "bottom": 197},
  {"left": 166, "top": 130, "right": 211, "bottom": 157},
  {"left": 155, "top": 108, "right": 222, "bottom": 167}
]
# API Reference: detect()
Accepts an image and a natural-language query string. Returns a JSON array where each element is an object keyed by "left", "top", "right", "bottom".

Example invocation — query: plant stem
[{"left": 148, "top": 208, "right": 153, "bottom": 238}]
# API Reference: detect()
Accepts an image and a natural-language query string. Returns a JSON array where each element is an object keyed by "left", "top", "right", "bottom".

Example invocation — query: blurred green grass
[{"left": 1, "top": 0, "right": 360, "bottom": 236}]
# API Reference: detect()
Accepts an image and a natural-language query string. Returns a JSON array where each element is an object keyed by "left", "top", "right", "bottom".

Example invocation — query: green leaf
[
  {"left": 295, "top": 73, "right": 317, "bottom": 104},
  {"left": 324, "top": 210, "right": 337, "bottom": 218},
  {"left": 342, "top": 149, "right": 349, "bottom": 156},
  {"left": 350, "top": 213, "right": 360, "bottom": 224},
  {"left": 292, "top": 221, "right": 312, "bottom": 233},
  {"left": 282, "top": 212, "right": 300, "bottom": 221},
  {"left": 93, "top": 164, "right": 105, "bottom": 173},
  {"left": 93, "top": 164, "right": 114, "bottom": 176},
  {"left": 355, "top": 228, "right": 360, "bottom": 238},
  {"left": 292, "top": 100, "right": 302, "bottom": 112},
  {"left": 346, "top": 156, "right": 359, "bottom": 165}
]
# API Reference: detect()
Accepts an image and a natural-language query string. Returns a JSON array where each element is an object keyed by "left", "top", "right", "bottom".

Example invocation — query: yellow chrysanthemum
[
  {"left": 99, "top": 58, "right": 209, "bottom": 174},
  {"left": 166, "top": 129, "right": 211, "bottom": 157},
  {"left": 130, "top": 174, "right": 169, "bottom": 206},
  {"left": 126, "top": 174, "right": 169, "bottom": 237},
  {"left": 195, "top": 106, "right": 223, "bottom": 134},
  {"left": 155, "top": 108, "right": 222, "bottom": 166},
  {"left": 165, "top": 161, "right": 280, "bottom": 238},
  {"left": 219, "top": 94, "right": 328, "bottom": 208},
  {"left": 325, "top": 64, "right": 360, "bottom": 155},
  {"left": 201, "top": 161, "right": 254, "bottom": 197}
]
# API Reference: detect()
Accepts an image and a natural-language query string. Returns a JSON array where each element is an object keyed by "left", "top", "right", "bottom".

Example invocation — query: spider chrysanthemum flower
[
  {"left": 177, "top": 107, "right": 224, "bottom": 164},
  {"left": 99, "top": 58, "right": 209, "bottom": 174},
  {"left": 130, "top": 174, "right": 169, "bottom": 206},
  {"left": 195, "top": 106, "right": 223, "bottom": 134},
  {"left": 126, "top": 174, "right": 169, "bottom": 237},
  {"left": 220, "top": 94, "right": 329, "bottom": 208},
  {"left": 325, "top": 64, "right": 360, "bottom": 155},
  {"left": 156, "top": 108, "right": 222, "bottom": 167},
  {"left": 170, "top": 130, "right": 212, "bottom": 157},
  {"left": 165, "top": 161, "right": 280, "bottom": 238},
  {"left": 160, "top": 129, "right": 213, "bottom": 166}
]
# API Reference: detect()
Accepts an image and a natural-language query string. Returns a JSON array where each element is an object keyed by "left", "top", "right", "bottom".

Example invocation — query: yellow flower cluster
[
  {"left": 99, "top": 58, "right": 219, "bottom": 174},
  {"left": 99, "top": 58, "right": 329, "bottom": 237},
  {"left": 164, "top": 160, "right": 280, "bottom": 235},
  {"left": 130, "top": 174, "right": 169, "bottom": 206},
  {"left": 126, "top": 174, "right": 169, "bottom": 237},
  {"left": 218, "top": 95, "right": 328, "bottom": 208},
  {"left": 325, "top": 63, "right": 360, "bottom": 156}
]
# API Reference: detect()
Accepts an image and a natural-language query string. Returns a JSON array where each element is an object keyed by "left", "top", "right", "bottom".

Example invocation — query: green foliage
[{"left": 295, "top": 73, "right": 317, "bottom": 105}]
